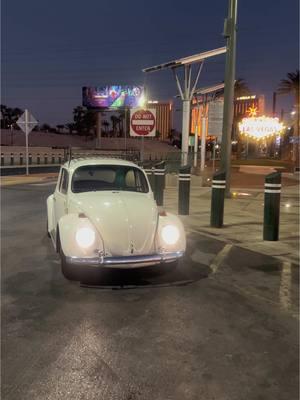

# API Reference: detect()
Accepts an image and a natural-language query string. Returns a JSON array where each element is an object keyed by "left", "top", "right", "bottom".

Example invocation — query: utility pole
[
  {"left": 96, "top": 111, "right": 101, "bottom": 148},
  {"left": 220, "top": 0, "right": 238, "bottom": 197},
  {"left": 25, "top": 110, "right": 29, "bottom": 175},
  {"left": 201, "top": 105, "right": 207, "bottom": 171},
  {"left": 272, "top": 92, "right": 277, "bottom": 117}
]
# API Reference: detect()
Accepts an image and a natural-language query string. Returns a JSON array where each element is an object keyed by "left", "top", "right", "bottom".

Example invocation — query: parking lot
[{"left": 2, "top": 182, "right": 299, "bottom": 400}]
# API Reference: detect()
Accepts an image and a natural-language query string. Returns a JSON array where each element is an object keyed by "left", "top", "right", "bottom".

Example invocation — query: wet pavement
[{"left": 1, "top": 183, "right": 299, "bottom": 400}]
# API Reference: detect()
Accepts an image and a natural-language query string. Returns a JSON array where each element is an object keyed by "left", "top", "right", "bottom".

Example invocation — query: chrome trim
[{"left": 66, "top": 251, "right": 184, "bottom": 267}]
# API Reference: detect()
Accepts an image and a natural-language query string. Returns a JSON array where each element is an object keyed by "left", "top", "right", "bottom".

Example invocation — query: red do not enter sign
[{"left": 130, "top": 108, "right": 156, "bottom": 137}]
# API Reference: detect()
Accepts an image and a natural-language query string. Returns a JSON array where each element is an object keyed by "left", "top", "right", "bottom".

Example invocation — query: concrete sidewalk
[
  {"left": 0, "top": 173, "right": 58, "bottom": 186},
  {"left": 164, "top": 179, "right": 299, "bottom": 265}
]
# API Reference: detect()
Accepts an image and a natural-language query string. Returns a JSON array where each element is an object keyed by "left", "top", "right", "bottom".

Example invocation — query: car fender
[
  {"left": 47, "top": 194, "right": 55, "bottom": 235},
  {"left": 58, "top": 213, "right": 104, "bottom": 258},
  {"left": 156, "top": 212, "right": 186, "bottom": 253}
]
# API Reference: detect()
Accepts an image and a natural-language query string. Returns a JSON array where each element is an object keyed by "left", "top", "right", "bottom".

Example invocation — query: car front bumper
[{"left": 65, "top": 251, "right": 184, "bottom": 269}]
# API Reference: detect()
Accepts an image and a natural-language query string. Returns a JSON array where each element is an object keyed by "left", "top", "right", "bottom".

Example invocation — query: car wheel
[
  {"left": 56, "top": 229, "right": 75, "bottom": 281},
  {"left": 60, "top": 249, "right": 76, "bottom": 281},
  {"left": 161, "top": 260, "right": 179, "bottom": 274}
]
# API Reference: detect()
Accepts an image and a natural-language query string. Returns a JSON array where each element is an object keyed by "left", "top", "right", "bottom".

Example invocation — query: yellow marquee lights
[
  {"left": 239, "top": 116, "right": 285, "bottom": 140},
  {"left": 247, "top": 106, "right": 258, "bottom": 117}
]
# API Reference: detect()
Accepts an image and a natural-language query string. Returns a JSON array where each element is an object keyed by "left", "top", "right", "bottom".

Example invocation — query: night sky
[{"left": 2, "top": 0, "right": 299, "bottom": 128}]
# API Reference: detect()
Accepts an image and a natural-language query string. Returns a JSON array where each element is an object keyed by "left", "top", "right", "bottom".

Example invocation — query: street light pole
[
  {"left": 220, "top": 0, "right": 238, "bottom": 197},
  {"left": 25, "top": 109, "right": 29, "bottom": 176}
]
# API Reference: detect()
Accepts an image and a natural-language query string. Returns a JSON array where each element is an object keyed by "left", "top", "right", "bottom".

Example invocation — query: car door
[{"left": 54, "top": 168, "right": 69, "bottom": 228}]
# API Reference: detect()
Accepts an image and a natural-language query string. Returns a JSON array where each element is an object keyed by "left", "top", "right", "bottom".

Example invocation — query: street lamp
[
  {"left": 143, "top": 47, "right": 226, "bottom": 165},
  {"left": 10, "top": 124, "right": 14, "bottom": 146}
]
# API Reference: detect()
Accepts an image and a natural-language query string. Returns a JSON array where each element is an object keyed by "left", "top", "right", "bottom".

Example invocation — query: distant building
[
  {"left": 147, "top": 101, "right": 172, "bottom": 140},
  {"left": 190, "top": 94, "right": 265, "bottom": 144},
  {"left": 234, "top": 95, "right": 265, "bottom": 119}
]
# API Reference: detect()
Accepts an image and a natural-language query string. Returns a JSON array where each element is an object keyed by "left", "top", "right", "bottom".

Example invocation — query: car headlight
[
  {"left": 75, "top": 227, "right": 95, "bottom": 248},
  {"left": 161, "top": 225, "right": 180, "bottom": 245}
]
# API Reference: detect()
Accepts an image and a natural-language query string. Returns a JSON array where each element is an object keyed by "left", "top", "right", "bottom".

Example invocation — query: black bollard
[
  {"left": 52, "top": 154, "right": 55, "bottom": 164},
  {"left": 44, "top": 153, "right": 48, "bottom": 164},
  {"left": 58, "top": 154, "right": 62, "bottom": 164},
  {"left": 263, "top": 172, "right": 281, "bottom": 241},
  {"left": 178, "top": 165, "right": 191, "bottom": 215},
  {"left": 210, "top": 171, "right": 226, "bottom": 228},
  {"left": 20, "top": 153, "right": 23, "bottom": 165},
  {"left": 154, "top": 162, "right": 165, "bottom": 206},
  {"left": 144, "top": 165, "right": 155, "bottom": 191},
  {"left": 1, "top": 153, "right": 4, "bottom": 166},
  {"left": 37, "top": 153, "right": 40, "bottom": 164},
  {"left": 10, "top": 153, "right": 14, "bottom": 166}
]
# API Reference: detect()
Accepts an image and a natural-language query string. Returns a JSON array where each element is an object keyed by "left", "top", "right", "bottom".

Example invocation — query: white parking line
[
  {"left": 30, "top": 181, "right": 56, "bottom": 186},
  {"left": 209, "top": 244, "right": 233, "bottom": 274},
  {"left": 279, "top": 261, "right": 292, "bottom": 311}
]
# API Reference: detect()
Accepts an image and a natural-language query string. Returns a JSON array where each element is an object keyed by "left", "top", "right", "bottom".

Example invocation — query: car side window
[{"left": 60, "top": 169, "right": 69, "bottom": 194}]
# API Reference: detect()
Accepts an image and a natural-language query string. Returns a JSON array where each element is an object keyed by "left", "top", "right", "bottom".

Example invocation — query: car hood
[{"left": 71, "top": 191, "right": 158, "bottom": 256}]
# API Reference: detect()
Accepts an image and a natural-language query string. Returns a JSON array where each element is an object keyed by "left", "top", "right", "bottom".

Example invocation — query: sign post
[
  {"left": 130, "top": 108, "right": 156, "bottom": 162},
  {"left": 16, "top": 109, "right": 38, "bottom": 175}
]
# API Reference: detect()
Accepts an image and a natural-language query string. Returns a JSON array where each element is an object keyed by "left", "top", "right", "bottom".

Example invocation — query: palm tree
[
  {"left": 110, "top": 115, "right": 119, "bottom": 136},
  {"left": 278, "top": 70, "right": 299, "bottom": 163},
  {"left": 102, "top": 120, "right": 109, "bottom": 136},
  {"left": 215, "top": 78, "right": 251, "bottom": 99},
  {"left": 277, "top": 70, "right": 299, "bottom": 105},
  {"left": 0, "top": 105, "right": 23, "bottom": 129},
  {"left": 118, "top": 110, "right": 125, "bottom": 136},
  {"left": 234, "top": 78, "right": 251, "bottom": 98}
]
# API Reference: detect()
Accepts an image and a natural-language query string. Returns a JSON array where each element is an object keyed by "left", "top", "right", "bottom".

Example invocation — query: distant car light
[
  {"left": 76, "top": 227, "right": 95, "bottom": 248},
  {"left": 161, "top": 225, "right": 180, "bottom": 245}
]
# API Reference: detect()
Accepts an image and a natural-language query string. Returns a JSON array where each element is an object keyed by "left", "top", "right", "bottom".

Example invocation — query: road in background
[{"left": 1, "top": 183, "right": 299, "bottom": 400}]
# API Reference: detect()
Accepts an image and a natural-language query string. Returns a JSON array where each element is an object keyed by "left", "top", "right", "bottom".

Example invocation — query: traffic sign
[
  {"left": 16, "top": 109, "right": 38, "bottom": 175},
  {"left": 16, "top": 110, "right": 38, "bottom": 134},
  {"left": 130, "top": 108, "right": 156, "bottom": 137}
]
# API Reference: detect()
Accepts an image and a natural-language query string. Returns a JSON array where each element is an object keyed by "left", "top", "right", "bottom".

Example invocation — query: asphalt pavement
[{"left": 1, "top": 183, "right": 299, "bottom": 400}]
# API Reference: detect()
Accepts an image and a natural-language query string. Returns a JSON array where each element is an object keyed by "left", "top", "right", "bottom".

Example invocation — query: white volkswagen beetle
[{"left": 47, "top": 158, "right": 186, "bottom": 280}]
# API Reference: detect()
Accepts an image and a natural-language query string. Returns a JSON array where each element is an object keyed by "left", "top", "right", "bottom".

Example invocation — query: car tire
[
  {"left": 161, "top": 260, "right": 179, "bottom": 274},
  {"left": 56, "top": 228, "right": 75, "bottom": 281},
  {"left": 60, "top": 249, "right": 76, "bottom": 281},
  {"left": 59, "top": 236, "right": 100, "bottom": 283}
]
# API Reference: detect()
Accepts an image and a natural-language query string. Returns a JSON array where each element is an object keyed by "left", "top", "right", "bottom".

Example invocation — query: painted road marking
[
  {"left": 30, "top": 181, "right": 56, "bottom": 186},
  {"left": 279, "top": 261, "right": 292, "bottom": 311},
  {"left": 209, "top": 244, "right": 233, "bottom": 274}
]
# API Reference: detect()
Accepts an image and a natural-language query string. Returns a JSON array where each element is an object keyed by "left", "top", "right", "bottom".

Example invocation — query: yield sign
[{"left": 16, "top": 110, "right": 38, "bottom": 134}]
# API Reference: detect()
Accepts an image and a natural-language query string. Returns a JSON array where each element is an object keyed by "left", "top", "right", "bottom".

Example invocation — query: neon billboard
[{"left": 82, "top": 86, "right": 145, "bottom": 110}]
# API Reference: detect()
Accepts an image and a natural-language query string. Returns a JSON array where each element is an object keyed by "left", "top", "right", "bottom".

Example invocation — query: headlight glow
[
  {"left": 161, "top": 225, "right": 180, "bottom": 245},
  {"left": 75, "top": 227, "right": 95, "bottom": 248}
]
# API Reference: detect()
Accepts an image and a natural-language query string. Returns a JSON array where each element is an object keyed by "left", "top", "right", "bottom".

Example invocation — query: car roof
[{"left": 63, "top": 158, "right": 141, "bottom": 173}]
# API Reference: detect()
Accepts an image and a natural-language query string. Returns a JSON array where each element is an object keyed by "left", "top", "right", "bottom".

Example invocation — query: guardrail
[{"left": 0, "top": 152, "right": 65, "bottom": 166}]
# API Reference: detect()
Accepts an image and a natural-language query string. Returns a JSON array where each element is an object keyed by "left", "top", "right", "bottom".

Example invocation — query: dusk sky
[{"left": 2, "top": 0, "right": 299, "bottom": 128}]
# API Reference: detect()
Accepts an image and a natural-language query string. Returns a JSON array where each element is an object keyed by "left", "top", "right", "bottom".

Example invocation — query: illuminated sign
[
  {"left": 83, "top": 86, "right": 145, "bottom": 109},
  {"left": 236, "top": 95, "right": 256, "bottom": 100},
  {"left": 239, "top": 116, "right": 285, "bottom": 140},
  {"left": 247, "top": 106, "right": 258, "bottom": 117}
]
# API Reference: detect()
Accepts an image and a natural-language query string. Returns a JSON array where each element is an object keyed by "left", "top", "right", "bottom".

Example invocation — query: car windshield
[{"left": 72, "top": 165, "right": 149, "bottom": 194}]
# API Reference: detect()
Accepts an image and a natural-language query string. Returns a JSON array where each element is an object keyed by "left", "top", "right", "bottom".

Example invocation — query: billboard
[{"left": 82, "top": 86, "right": 145, "bottom": 110}]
